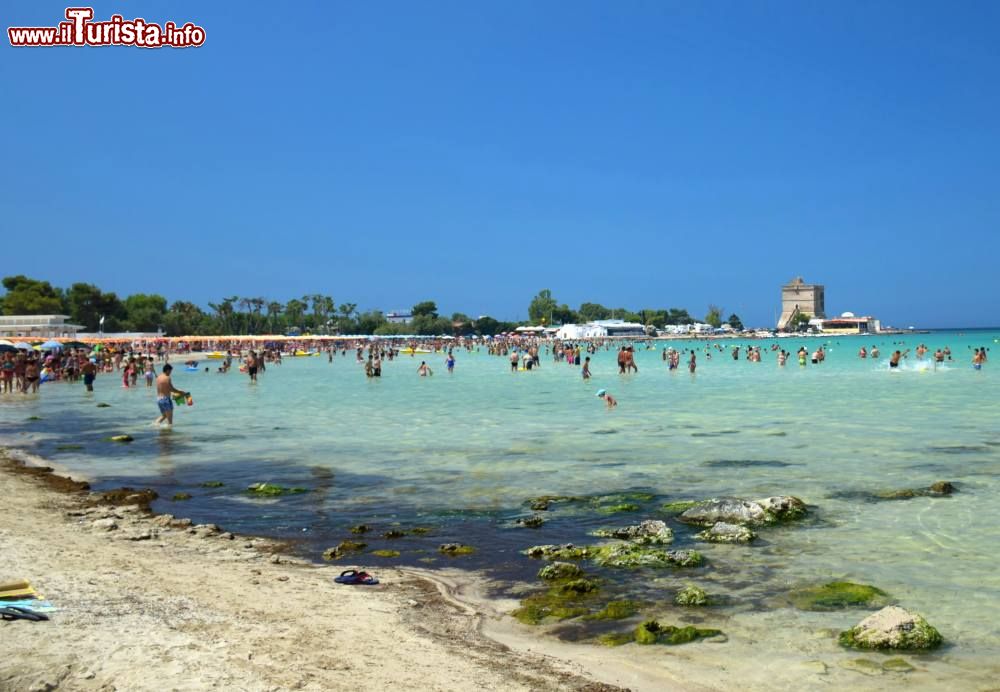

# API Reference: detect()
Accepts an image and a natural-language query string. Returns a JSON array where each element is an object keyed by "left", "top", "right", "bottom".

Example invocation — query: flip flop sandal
[
  {"left": 0, "top": 607, "right": 49, "bottom": 621},
  {"left": 333, "top": 569, "right": 379, "bottom": 585}
]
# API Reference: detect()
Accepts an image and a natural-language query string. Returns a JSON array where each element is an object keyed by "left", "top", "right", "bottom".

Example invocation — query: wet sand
[{"left": 0, "top": 454, "right": 641, "bottom": 692}]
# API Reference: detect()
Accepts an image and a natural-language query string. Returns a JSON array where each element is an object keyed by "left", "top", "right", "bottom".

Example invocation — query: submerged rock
[
  {"left": 371, "top": 549, "right": 400, "bottom": 558},
  {"left": 349, "top": 524, "right": 372, "bottom": 534},
  {"left": 679, "top": 496, "right": 806, "bottom": 527},
  {"left": 790, "top": 582, "right": 892, "bottom": 611},
  {"left": 635, "top": 620, "right": 722, "bottom": 645},
  {"left": 438, "top": 543, "right": 475, "bottom": 556},
  {"left": 200, "top": 481, "right": 225, "bottom": 488},
  {"left": 172, "top": 492, "right": 193, "bottom": 501},
  {"left": 591, "top": 519, "right": 674, "bottom": 545},
  {"left": 538, "top": 562, "right": 583, "bottom": 581},
  {"left": 584, "top": 600, "right": 640, "bottom": 620},
  {"left": 515, "top": 515, "right": 546, "bottom": 529},
  {"left": 839, "top": 606, "right": 943, "bottom": 650},
  {"left": 695, "top": 522, "right": 756, "bottom": 544},
  {"left": 523, "top": 544, "right": 593, "bottom": 560},
  {"left": 876, "top": 481, "right": 956, "bottom": 501},
  {"left": 246, "top": 483, "right": 308, "bottom": 497},
  {"left": 599, "top": 503, "right": 640, "bottom": 514},
  {"left": 555, "top": 578, "right": 600, "bottom": 595},
  {"left": 322, "top": 540, "right": 367, "bottom": 560},
  {"left": 592, "top": 544, "right": 702, "bottom": 568},
  {"left": 661, "top": 500, "right": 699, "bottom": 514},
  {"left": 108, "top": 435, "right": 134, "bottom": 443},
  {"left": 526, "top": 495, "right": 584, "bottom": 511},
  {"left": 382, "top": 529, "right": 406, "bottom": 539},
  {"left": 675, "top": 584, "right": 709, "bottom": 606}
]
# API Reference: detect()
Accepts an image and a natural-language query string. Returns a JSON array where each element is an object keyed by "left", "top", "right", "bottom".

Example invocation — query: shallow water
[{"left": 3, "top": 330, "right": 999, "bottom": 687}]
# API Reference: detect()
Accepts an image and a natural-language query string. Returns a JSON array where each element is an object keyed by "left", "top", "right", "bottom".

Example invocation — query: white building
[
  {"left": 385, "top": 311, "right": 412, "bottom": 324},
  {"left": 555, "top": 319, "right": 646, "bottom": 339},
  {"left": 0, "top": 315, "right": 83, "bottom": 339}
]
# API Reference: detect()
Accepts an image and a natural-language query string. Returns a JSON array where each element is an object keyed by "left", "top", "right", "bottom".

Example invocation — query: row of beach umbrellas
[{"left": 0, "top": 339, "right": 89, "bottom": 353}]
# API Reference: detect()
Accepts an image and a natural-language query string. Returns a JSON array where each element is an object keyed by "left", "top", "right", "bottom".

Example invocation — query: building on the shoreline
[
  {"left": 819, "top": 313, "right": 881, "bottom": 334},
  {"left": 386, "top": 311, "right": 412, "bottom": 325},
  {"left": 554, "top": 319, "right": 646, "bottom": 339},
  {"left": 0, "top": 315, "right": 83, "bottom": 339},
  {"left": 777, "top": 277, "right": 825, "bottom": 330}
]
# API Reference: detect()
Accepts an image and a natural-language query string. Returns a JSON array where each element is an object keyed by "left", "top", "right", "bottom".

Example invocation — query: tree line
[
  {"left": 0, "top": 276, "right": 521, "bottom": 336},
  {"left": 527, "top": 289, "right": 744, "bottom": 330}
]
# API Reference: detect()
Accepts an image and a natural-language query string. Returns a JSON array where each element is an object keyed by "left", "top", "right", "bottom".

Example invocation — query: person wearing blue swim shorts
[{"left": 154, "top": 364, "right": 188, "bottom": 427}]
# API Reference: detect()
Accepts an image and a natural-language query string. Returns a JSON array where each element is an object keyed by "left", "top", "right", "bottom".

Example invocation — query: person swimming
[{"left": 596, "top": 388, "right": 617, "bottom": 408}]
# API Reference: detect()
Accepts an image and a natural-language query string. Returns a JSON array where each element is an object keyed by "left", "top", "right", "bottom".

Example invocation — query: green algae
[
  {"left": 438, "top": 543, "right": 475, "bottom": 555},
  {"left": 882, "top": 658, "right": 915, "bottom": 673},
  {"left": 538, "top": 562, "right": 583, "bottom": 581},
  {"left": 599, "top": 503, "right": 640, "bottom": 514},
  {"left": 322, "top": 540, "right": 367, "bottom": 560},
  {"left": 661, "top": 500, "right": 699, "bottom": 513},
  {"left": 55, "top": 444, "right": 84, "bottom": 451},
  {"left": 554, "top": 578, "right": 600, "bottom": 595},
  {"left": 96, "top": 403, "right": 112, "bottom": 408},
  {"left": 246, "top": 483, "right": 308, "bottom": 497},
  {"left": 675, "top": 584, "right": 709, "bottom": 606},
  {"left": 172, "top": 492, "right": 192, "bottom": 501},
  {"left": 371, "top": 549, "right": 400, "bottom": 558},
  {"left": 512, "top": 580, "right": 599, "bottom": 625},
  {"left": 527, "top": 495, "right": 585, "bottom": 511},
  {"left": 383, "top": 529, "right": 406, "bottom": 538},
  {"left": 27, "top": 416, "right": 42, "bottom": 421},
  {"left": 596, "top": 492, "right": 655, "bottom": 504},
  {"left": 349, "top": 524, "right": 371, "bottom": 534},
  {"left": 584, "top": 600, "right": 640, "bottom": 620},
  {"left": 409, "top": 527, "right": 432, "bottom": 535},
  {"left": 635, "top": 620, "right": 722, "bottom": 646},
  {"left": 108, "top": 435, "right": 134, "bottom": 443},
  {"left": 515, "top": 515, "right": 546, "bottom": 528},
  {"left": 200, "top": 481, "right": 225, "bottom": 488},
  {"left": 790, "top": 582, "right": 892, "bottom": 611},
  {"left": 523, "top": 544, "right": 593, "bottom": 560},
  {"left": 598, "top": 632, "right": 635, "bottom": 647},
  {"left": 839, "top": 618, "right": 943, "bottom": 651},
  {"left": 592, "top": 544, "right": 703, "bottom": 568}
]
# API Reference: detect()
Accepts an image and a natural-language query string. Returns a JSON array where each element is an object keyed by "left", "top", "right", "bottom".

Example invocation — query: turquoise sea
[{"left": 3, "top": 330, "right": 999, "bottom": 688}]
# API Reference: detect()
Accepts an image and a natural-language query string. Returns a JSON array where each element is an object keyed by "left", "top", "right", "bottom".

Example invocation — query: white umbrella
[
  {"left": 0, "top": 339, "right": 14, "bottom": 347},
  {"left": 14, "top": 342, "right": 32, "bottom": 350},
  {"left": 41, "top": 340, "right": 63, "bottom": 350}
]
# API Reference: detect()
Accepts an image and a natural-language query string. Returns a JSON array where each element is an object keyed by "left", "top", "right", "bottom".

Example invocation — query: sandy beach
[{"left": 0, "top": 454, "right": 660, "bottom": 692}]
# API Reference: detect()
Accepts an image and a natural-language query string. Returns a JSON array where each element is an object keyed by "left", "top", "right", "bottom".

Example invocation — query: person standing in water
[
  {"left": 596, "top": 388, "right": 617, "bottom": 408},
  {"left": 154, "top": 364, "right": 188, "bottom": 427},
  {"left": 582, "top": 356, "right": 591, "bottom": 380},
  {"left": 688, "top": 352, "right": 697, "bottom": 374},
  {"left": 82, "top": 358, "right": 97, "bottom": 392},
  {"left": 889, "top": 349, "right": 909, "bottom": 368},
  {"left": 417, "top": 361, "right": 433, "bottom": 376},
  {"left": 446, "top": 351, "right": 455, "bottom": 373},
  {"left": 246, "top": 351, "right": 259, "bottom": 383}
]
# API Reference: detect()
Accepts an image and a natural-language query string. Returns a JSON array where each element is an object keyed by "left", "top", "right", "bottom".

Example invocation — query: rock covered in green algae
[
  {"left": 839, "top": 606, "right": 943, "bottom": 650},
  {"left": 790, "top": 582, "right": 892, "bottom": 611},
  {"left": 108, "top": 434, "right": 134, "bottom": 443},
  {"left": 882, "top": 658, "right": 915, "bottom": 673},
  {"left": 635, "top": 620, "right": 722, "bottom": 645},
  {"left": 172, "top": 492, "right": 192, "bottom": 501},
  {"left": 349, "top": 524, "right": 372, "bottom": 534},
  {"left": 523, "top": 544, "right": 594, "bottom": 560},
  {"left": 584, "top": 600, "right": 640, "bottom": 620},
  {"left": 592, "top": 543, "right": 702, "bottom": 568},
  {"left": 598, "top": 632, "right": 635, "bottom": 646},
  {"left": 96, "top": 403, "right": 112, "bottom": 408},
  {"left": 876, "top": 481, "right": 956, "bottom": 500},
  {"left": 661, "top": 500, "right": 699, "bottom": 514},
  {"left": 694, "top": 521, "right": 757, "bottom": 544},
  {"left": 527, "top": 495, "right": 584, "bottom": 511},
  {"left": 675, "top": 584, "right": 709, "bottom": 606},
  {"left": 383, "top": 529, "right": 406, "bottom": 538},
  {"left": 599, "top": 503, "right": 640, "bottom": 514},
  {"left": 200, "top": 481, "right": 225, "bottom": 488},
  {"left": 438, "top": 543, "right": 475, "bottom": 555},
  {"left": 515, "top": 515, "right": 546, "bottom": 528},
  {"left": 246, "top": 483, "right": 307, "bottom": 497},
  {"left": 679, "top": 496, "right": 806, "bottom": 526},
  {"left": 538, "top": 561, "right": 583, "bottom": 581},
  {"left": 591, "top": 519, "right": 673, "bottom": 545},
  {"left": 555, "top": 578, "right": 601, "bottom": 595},
  {"left": 371, "top": 549, "right": 400, "bottom": 558},
  {"left": 322, "top": 540, "right": 367, "bottom": 560}
]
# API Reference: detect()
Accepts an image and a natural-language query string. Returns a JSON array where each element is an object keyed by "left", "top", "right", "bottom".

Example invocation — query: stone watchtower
[{"left": 777, "top": 277, "right": 825, "bottom": 330}]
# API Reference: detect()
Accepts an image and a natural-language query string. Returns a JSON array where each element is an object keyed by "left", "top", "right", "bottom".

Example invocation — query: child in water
[{"left": 596, "top": 389, "right": 617, "bottom": 408}]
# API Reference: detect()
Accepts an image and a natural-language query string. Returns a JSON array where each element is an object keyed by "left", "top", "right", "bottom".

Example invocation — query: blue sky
[{"left": 3, "top": 1, "right": 998, "bottom": 327}]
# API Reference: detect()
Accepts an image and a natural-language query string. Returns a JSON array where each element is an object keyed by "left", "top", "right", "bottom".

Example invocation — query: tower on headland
[{"left": 777, "top": 277, "right": 825, "bottom": 330}]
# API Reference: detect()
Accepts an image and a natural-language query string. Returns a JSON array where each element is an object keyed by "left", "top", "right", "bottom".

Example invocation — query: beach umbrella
[
  {"left": 14, "top": 342, "right": 32, "bottom": 350},
  {"left": 0, "top": 339, "right": 14, "bottom": 347},
  {"left": 41, "top": 340, "right": 63, "bottom": 350},
  {"left": 62, "top": 340, "right": 87, "bottom": 349},
  {"left": 0, "top": 344, "right": 18, "bottom": 353}
]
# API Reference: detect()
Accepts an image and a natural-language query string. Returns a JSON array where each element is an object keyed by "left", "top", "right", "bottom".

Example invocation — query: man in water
[
  {"left": 889, "top": 349, "right": 909, "bottom": 369},
  {"left": 596, "top": 388, "right": 617, "bottom": 408},
  {"left": 155, "top": 364, "right": 189, "bottom": 426},
  {"left": 82, "top": 358, "right": 97, "bottom": 392},
  {"left": 688, "top": 352, "right": 697, "bottom": 373},
  {"left": 417, "top": 361, "right": 433, "bottom": 376},
  {"left": 246, "top": 351, "right": 259, "bottom": 383},
  {"left": 582, "top": 356, "right": 591, "bottom": 380}
]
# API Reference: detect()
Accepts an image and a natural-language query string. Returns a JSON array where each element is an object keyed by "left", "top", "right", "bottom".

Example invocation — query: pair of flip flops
[
  {"left": 334, "top": 569, "right": 378, "bottom": 585},
  {"left": 0, "top": 606, "right": 49, "bottom": 622}
]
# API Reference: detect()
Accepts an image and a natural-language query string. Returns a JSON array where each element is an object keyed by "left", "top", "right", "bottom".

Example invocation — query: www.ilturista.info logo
[{"left": 8, "top": 7, "right": 206, "bottom": 48}]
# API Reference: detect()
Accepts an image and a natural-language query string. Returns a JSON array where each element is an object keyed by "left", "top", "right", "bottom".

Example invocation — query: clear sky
[{"left": 3, "top": 1, "right": 998, "bottom": 327}]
